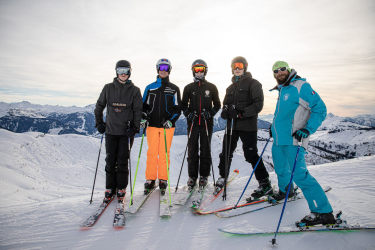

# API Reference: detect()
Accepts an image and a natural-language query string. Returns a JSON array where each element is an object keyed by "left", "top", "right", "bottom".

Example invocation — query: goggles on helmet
[
  {"left": 116, "top": 67, "right": 131, "bottom": 75},
  {"left": 193, "top": 66, "right": 206, "bottom": 73},
  {"left": 232, "top": 63, "right": 245, "bottom": 70},
  {"left": 158, "top": 64, "right": 170, "bottom": 72},
  {"left": 273, "top": 67, "right": 288, "bottom": 74}
]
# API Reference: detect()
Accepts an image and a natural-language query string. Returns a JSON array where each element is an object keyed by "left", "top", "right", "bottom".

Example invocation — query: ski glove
[
  {"left": 293, "top": 128, "right": 310, "bottom": 141},
  {"left": 142, "top": 112, "right": 150, "bottom": 120},
  {"left": 140, "top": 119, "right": 149, "bottom": 129},
  {"left": 125, "top": 127, "right": 138, "bottom": 138},
  {"left": 187, "top": 111, "right": 198, "bottom": 122},
  {"left": 269, "top": 124, "right": 272, "bottom": 138},
  {"left": 163, "top": 120, "right": 173, "bottom": 129},
  {"left": 221, "top": 105, "right": 229, "bottom": 120},
  {"left": 97, "top": 122, "right": 106, "bottom": 134},
  {"left": 228, "top": 107, "right": 244, "bottom": 119}
]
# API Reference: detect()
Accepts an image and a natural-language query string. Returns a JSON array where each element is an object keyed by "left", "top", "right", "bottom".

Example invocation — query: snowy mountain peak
[
  {"left": 8, "top": 108, "right": 46, "bottom": 118},
  {"left": 326, "top": 112, "right": 335, "bottom": 119}
]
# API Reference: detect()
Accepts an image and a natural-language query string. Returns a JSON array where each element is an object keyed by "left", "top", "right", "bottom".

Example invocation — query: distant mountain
[{"left": 0, "top": 101, "right": 271, "bottom": 136}]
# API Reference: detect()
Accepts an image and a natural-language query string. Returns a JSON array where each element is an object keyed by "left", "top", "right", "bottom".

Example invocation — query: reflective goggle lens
[
  {"left": 158, "top": 64, "right": 170, "bottom": 72},
  {"left": 193, "top": 66, "right": 206, "bottom": 73},
  {"left": 232, "top": 62, "right": 244, "bottom": 70},
  {"left": 116, "top": 67, "right": 131, "bottom": 75},
  {"left": 273, "top": 67, "right": 288, "bottom": 74}
]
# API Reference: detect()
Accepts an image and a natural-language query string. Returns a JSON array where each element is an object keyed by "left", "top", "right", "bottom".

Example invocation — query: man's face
[
  {"left": 274, "top": 68, "right": 289, "bottom": 83},
  {"left": 195, "top": 72, "right": 204, "bottom": 77},
  {"left": 159, "top": 70, "right": 169, "bottom": 78},
  {"left": 118, "top": 74, "right": 129, "bottom": 82},
  {"left": 233, "top": 68, "right": 244, "bottom": 76}
]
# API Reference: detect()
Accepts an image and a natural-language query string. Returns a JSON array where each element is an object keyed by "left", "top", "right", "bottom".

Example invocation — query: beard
[{"left": 276, "top": 73, "right": 289, "bottom": 85}]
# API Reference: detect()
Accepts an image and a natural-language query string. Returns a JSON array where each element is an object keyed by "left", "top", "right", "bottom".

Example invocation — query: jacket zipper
[{"left": 199, "top": 82, "right": 201, "bottom": 125}]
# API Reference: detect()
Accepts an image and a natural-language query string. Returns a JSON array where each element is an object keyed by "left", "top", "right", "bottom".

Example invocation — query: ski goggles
[
  {"left": 158, "top": 64, "right": 170, "bottom": 72},
  {"left": 273, "top": 67, "right": 288, "bottom": 74},
  {"left": 231, "top": 62, "right": 245, "bottom": 70},
  {"left": 193, "top": 66, "right": 206, "bottom": 73},
  {"left": 116, "top": 67, "right": 131, "bottom": 75}
]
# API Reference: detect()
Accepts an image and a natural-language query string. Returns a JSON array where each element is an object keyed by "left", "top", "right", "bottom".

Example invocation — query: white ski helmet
[{"left": 156, "top": 58, "right": 172, "bottom": 74}]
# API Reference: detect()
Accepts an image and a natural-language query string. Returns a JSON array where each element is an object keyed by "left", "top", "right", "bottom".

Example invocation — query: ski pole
[
  {"left": 126, "top": 121, "right": 133, "bottom": 200},
  {"left": 164, "top": 128, "right": 172, "bottom": 206},
  {"left": 271, "top": 142, "right": 302, "bottom": 245},
  {"left": 175, "top": 121, "right": 194, "bottom": 192},
  {"left": 234, "top": 138, "right": 271, "bottom": 208},
  {"left": 90, "top": 133, "right": 104, "bottom": 204},
  {"left": 223, "top": 117, "right": 233, "bottom": 200},
  {"left": 129, "top": 124, "right": 148, "bottom": 206},
  {"left": 203, "top": 111, "right": 215, "bottom": 186}
]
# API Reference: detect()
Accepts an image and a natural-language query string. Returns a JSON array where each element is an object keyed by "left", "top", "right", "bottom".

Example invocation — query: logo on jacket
[
  {"left": 311, "top": 91, "right": 316, "bottom": 95},
  {"left": 205, "top": 90, "right": 210, "bottom": 97},
  {"left": 192, "top": 92, "right": 196, "bottom": 95},
  {"left": 283, "top": 93, "right": 290, "bottom": 101},
  {"left": 114, "top": 108, "right": 121, "bottom": 113}
]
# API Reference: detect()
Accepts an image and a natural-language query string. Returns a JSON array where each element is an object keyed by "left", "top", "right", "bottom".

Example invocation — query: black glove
[
  {"left": 97, "top": 122, "right": 106, "bottom": 134},
  {"left": 201, "top": 110, "right": 212, "bottom": 121},
  {"left": 187, "top": 111, "right": 198, "bottom": 123},
  {"left": 227, "top": 107, "right": 238, "bottom": 119},
  {"left": 125, "top": 127, "right": 137, "bottom": 138},
  {"left": 142, "top": 112, "right": 150, "bottom": 120},
  {"left": 221, "top": 106, "right": 229, "bottom": 120},
  {"left": 269, "top": 124, "right": 272, "bottom": 138},
  {"left": 293, "top": 128, "right": 310, "bottom": 141}
]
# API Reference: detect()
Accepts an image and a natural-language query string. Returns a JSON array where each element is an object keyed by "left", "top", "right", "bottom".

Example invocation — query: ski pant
[
  {"left": 187, "top": 123, "right": 213, "bottom": 179},
  {"left": 145, "top": 126, "right": 175, "bottom": 181},
  {"left": 218, "top": 129, "right": 269, "bottom": 181},
  {"left": 272, "top": 144, "right": 333, "bottom": 213},
  {"left": 105, "top": 133, "right": 133, "bottom": 190}
]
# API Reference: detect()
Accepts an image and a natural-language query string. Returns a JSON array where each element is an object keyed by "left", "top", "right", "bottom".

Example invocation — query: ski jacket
[
  {"left": 94, "top": 78, "right": 143, "bottom": 135},
  {"left": 270, "top": 70, "right": 327, "bottom": 149},
  {"left": 142, "top": 76, "right": 182, "bottom": 128},
  {"left": 222, "top": 72, "right": 264, "bottom": 131},
  {"left": 182, "top": 79, "right": 221, "bottom": 126}
]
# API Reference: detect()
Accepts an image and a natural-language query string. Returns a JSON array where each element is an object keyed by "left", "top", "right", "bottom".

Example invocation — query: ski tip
[{"left": 234, "top": 169, "right": 239, "bottom": 173}]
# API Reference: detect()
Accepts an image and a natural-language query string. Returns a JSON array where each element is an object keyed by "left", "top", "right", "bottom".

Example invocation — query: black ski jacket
[
  {"left": 94, "top": 78, "right": 143, "bottom": 135},
  {"left": 142, "top": 76, "right": 182, "bottom": 128},
  {"left": 223, "top": 72, "right": 264, "bottom": 131},
  {"left": 182, "top": 79, "right": 221, "bottom": 126}
]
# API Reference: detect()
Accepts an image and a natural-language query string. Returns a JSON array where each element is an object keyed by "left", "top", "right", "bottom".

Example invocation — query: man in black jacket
[
  {"left": 94, "top": 60, "right": 143, "bottom": 203},
  {"left": 182, "top": 59, "right": 221, "bottom": 189},
  {"left": 142, "top": 58, "right": 182, "bottom": 194},
  {"left": 218, "top": 56, "right": 272, "bottom": 201}
]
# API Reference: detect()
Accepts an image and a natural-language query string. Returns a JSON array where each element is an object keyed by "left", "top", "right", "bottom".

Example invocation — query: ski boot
[
  {"left": 187, "top": 177, "right": 197, "bottom": 190},
  {"left": 159, "top": 179, "right": 168, "bottom": 195},
  {"left": 144, "top": 180, "right": 155, "bottom": 195},
  {"left": 268, "top": 185, "right": 296, "bottom": 203},
  {"left": 214, "top": 177, "right": 225, "bottom": 195},
  {"left": 199, "top": 176, "right": 208, "bottom": 187},
  {"left": 103, "top": 188, "right": 115, "bottom": 203},
  {"left": 246, "top": 177, "right": 273, "bottom": 202},
  {"left": 296, "top": 211, "right": 335, "bottom": 227},
  {"left": 117, "top": 189, "right": 126, "bottom": 203}
]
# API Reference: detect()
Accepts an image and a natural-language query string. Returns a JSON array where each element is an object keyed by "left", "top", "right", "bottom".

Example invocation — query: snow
[{"left": 0, "top": 128, "right": 375, "bottom": 249}]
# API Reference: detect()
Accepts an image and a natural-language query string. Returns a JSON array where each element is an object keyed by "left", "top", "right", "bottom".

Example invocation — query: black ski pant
[
  {"left": 218, "top": 129, "right": 269, "bottom": 181},
  {"left": 187, "top": 123, "right": 213, "bottom": 179},
  {"left": 104, "top": 133, "right": 133, "bottom": 190}
]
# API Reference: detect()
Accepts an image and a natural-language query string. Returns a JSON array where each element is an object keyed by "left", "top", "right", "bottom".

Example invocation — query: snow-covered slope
[{"left": 0, "top": 129, "right": 374, "bottom": 249}]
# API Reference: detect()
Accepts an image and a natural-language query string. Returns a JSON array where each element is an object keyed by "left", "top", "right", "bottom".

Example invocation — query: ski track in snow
[{"left": 0, "top": 129, "right": 375, "bottom": 249}]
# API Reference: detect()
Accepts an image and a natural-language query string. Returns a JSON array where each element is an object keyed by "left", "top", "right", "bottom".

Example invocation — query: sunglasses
[
  {"left": 193, "top": 66, "right": 206, "bottom": 73},
  {"left": 231, "top": 62, "right": 245, "bottom": 70},
  {"left": 273, "top": 67, "right": 288, "bottom": 74},
  {"left": 116, "top": 67, "right": 131, "bottom": 75},
  {"left": 158, "top": 64, "right": 170, "bottom": 72}
]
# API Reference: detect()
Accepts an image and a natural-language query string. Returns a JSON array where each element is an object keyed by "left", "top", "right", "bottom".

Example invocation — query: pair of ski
[{"left": 81, "top": 195, "right": 126, "bottom": 228}]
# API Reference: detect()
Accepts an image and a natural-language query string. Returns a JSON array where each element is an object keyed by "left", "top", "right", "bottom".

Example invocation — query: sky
[{"left": 0, "top": 0, "right": 374, "bottom": 117}]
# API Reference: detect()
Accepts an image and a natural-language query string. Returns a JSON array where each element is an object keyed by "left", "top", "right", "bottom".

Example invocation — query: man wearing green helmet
[{"left": 269, "top": 60, "right": 334, "bottom": 226}]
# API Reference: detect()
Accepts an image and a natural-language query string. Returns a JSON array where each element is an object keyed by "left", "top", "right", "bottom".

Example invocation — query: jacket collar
[
  {"left": 231, "top": 71, "right": 252, "bottom": 84},
  {"left": 113, "top": 78, "right": 133, "bottom": 89}
]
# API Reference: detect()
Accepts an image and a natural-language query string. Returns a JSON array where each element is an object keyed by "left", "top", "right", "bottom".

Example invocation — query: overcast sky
[{"left": 0, "top": 0, "right": 374, "bottom": 116}]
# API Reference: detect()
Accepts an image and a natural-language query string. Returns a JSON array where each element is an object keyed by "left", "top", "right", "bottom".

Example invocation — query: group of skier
[{"left": 94, "top": 56, "right": 334, "bottom": 226}]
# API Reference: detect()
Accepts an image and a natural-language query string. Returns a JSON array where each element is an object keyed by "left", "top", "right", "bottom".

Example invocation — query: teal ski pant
[{"left": 272, "top": 144, "right": 332, "bottom": 214}]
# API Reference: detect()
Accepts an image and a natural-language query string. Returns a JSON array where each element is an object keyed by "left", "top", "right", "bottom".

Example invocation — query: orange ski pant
[{"left": 145, "top": 126, "right": 175, "bottom": 181}]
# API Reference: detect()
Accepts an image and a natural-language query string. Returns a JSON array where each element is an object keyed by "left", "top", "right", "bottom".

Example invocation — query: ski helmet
[
  {"left": 115, "top": 60, "right": 132, "bottom": 77},
  {"left": 231, "top": 56, "right": 248, "bottom": 73},
  {"left": 156, "top": 58, "right": 172, "bottom": 74},
  {"left": 191, "top": 59, "right": 208, "bottom": 76}
]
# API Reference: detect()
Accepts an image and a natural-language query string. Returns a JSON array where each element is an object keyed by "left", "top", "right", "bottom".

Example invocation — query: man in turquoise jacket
[{"left": 269, "top": 61, "right": 334, "bottom": 226}]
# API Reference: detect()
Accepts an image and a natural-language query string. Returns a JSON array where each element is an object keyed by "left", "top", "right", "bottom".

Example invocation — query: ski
[
  {"left": 175, "top": 185, "right": 197, "bottom": 206},
  {"left": 160, "top": 188, "right": 171, "bottom": 217},
  {"left": 113, "top": 196, "right": 126, "bottom": 227},
  {"left": 81, "top": 196, "right": 115, "bottom": 227},
  {"left": 197, "top": 169, "right": 239, "bottom": 211},
  {"left": 125, "top": 187, "right": 156, "bottom": 214},
  {"left": 190, "top": 184, "right": 209, "bottom": 209},
  {"left": 215, "top": 186, "right": 332, "bottom": 218}
]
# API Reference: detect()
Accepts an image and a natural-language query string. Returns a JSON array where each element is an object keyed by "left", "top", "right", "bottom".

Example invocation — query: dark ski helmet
[
  {"left": 191, "top": 59, "right": 208, "bottom": 76},
  {"left": 231, "top": 56, "right": 248, "bottom": 73},
  {"left": 115, "top": 60, "right": 132, "bottom": 77}
]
